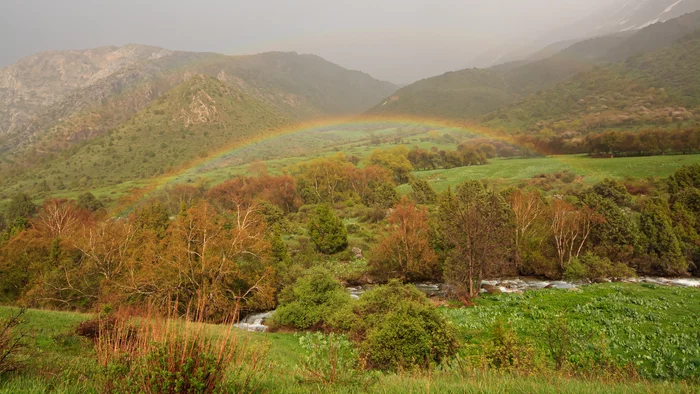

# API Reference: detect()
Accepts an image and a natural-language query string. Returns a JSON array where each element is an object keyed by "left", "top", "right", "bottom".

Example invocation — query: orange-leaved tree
[{"left": 370, "top": 198, "right": 438, "bottom": 281}]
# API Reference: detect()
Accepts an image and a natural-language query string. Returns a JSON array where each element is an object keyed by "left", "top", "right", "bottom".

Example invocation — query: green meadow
[{"left": 1, "top": 283, "right": 698, "bottom": 393}]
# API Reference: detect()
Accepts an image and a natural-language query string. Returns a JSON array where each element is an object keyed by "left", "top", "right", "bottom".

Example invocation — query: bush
[
  {"left": 308, "top": 205, "right": 348, "bottom": 254},
  {"left": 272, "top": 268, "right": 353, "bottom": 330},
  {"left": 361, "top": 303, "right": 458, "bottom": 371},
  {"left": 0, "top": 309, "right": 27, "bottom": 375},
  {"left": 564, "top": 253, "right": 636, "bottom": 281},
  {"left": 98, "top": 313, "right": 266, "bottom": 394},
  {"left": 483, "top": 322, "right": 537, "bottom": 372},
  {"left": 352, "top": 281, "right": 459, "bottom": 371}
]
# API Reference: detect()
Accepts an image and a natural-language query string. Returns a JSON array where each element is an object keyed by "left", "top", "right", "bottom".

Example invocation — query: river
[{"left": 235, "top": 276, "right": 700, "bottom": 332}]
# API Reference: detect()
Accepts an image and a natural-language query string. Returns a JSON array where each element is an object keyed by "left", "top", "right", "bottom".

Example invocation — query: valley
[{"left": 2, "top": 1, "right": 700, "bottom": 392}]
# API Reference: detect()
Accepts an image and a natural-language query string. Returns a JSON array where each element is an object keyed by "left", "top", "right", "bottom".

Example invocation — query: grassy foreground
[{"left": 0, "top": 283, "right": 699, "bottom": 393}]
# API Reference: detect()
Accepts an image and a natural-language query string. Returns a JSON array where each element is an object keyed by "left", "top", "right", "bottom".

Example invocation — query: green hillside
[
  {"left": 369, "top": 12, "right": 700, "bottom": 126},
  {"left": 369, "top": 68, "right": 514, "bottom": 119},
  {"left": 483, "top": 32, "right": 700, "bottom": 133},
  {"left": 1, "top": 75, "right": 291, "bottom": 193},
  {"left": 367, "top": 37, "right": 622, "bottom": 120}
]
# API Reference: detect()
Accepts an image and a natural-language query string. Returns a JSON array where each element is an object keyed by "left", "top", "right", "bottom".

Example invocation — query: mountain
[
  {"left": 0, "top": 45, "right": 397, "bottom": 194},
  {"left": 0, "top": 75, "right": 291, "bottom": 193},
  {"left": 369, "top": 11, "right": 700, "bottom": 123},
  {"left": 0, "top": 46, "right": 396, "bottom": 147},
  {"left": 368, "top": 34, "right": 630, "bottom": 120},
  {"left": 482, "top": 30, "right": 700, "bottom": 133},
  {"left": 544, "top": 0, "right": 700, "bottom": 44},
  {"left": 0, "top": 45, "right": 175, "bottom": 135},
  {"left": 601, "top": 9, "right": 700, "bottom": 61},
  {"left": 0, "top": 45, "right": 396, "bottom": 184},
  {"left": 463, "top": 0, "right": 700, "bottom": 72}
]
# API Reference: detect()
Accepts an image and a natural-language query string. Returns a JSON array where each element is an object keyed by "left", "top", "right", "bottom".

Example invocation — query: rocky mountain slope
[
  {"left": 0, "top": 46, "right": 396, "bottom": 151},
  {"left": 0, "top": 45, "right": 174, "bottom": 135}
]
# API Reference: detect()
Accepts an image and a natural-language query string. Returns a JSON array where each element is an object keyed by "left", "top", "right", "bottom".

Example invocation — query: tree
[
  {"left": 410, "top": 179, "right": 437, "bottom": 205},
  {"left": 76, "top": 192, "right": 105, "bottom": 213},
  {"left": 370, "top": 199, "right": 438, "bottom": 281},
  {"left": 5, "top": 194, "right": 37, "bottom": 223},
  {"left": 506, "top": 189, "right": 545, "bottom": 269},
  {"left": 592, "top": 179, "right": 632, "bottom": 207},
  {"left": 368, "top": 147, "right": 413, "bottom": 184},
  {"left": 347, "top": 165, "right": 393, "bottom": 204},
  {"left": 308, "top": 205, "right": 348, "bottom": 254},
  {"left": 668, "top": 164, "right": 700, "bottom": 196},
  {"left": 581, "top": 192, "right": 639, "bottom": 263},
  {"left": 35, "top": 199, "right": 87, "bottom": 239},
  {"left": 438, "top": 182, "right": 513, "bottom": 299},
  {"left": 549, "top": 199, "right": 599, "bottom": 273},
  {"left": 293, "top": 155, "right": 353, "bottom": 204},
  {"left": 133, "top": 201, "right": 170, "bottom": 238},
  {"left": 363, "top": 182, "right": 399, "bottom": 209},
  {"left": 157, "top": 201, "right": 274, "bottom": 318},
  {"left": 639, "top": 198, "right": 687, "bottom": 275}
]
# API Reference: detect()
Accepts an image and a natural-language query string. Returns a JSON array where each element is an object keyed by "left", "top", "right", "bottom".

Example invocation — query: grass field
[
  {"left": 1, "top": 283, "right": 698, "bottom": 393},
  {"left": 404, "top": 154, "right": 700, "bottom": 192}
]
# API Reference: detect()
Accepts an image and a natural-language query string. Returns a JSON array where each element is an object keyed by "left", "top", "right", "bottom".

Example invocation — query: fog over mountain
[{"left": 2, "top": 0, "right": 616, "bottom": 84}]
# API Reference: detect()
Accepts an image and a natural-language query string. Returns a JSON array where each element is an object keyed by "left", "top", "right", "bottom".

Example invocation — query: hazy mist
[{"left": 2, "top": 0, "right": 619, "bottom": 83}]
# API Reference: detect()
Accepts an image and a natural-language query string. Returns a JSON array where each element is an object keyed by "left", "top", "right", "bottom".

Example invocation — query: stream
[{"left": 234, "top": 276, "right": 700, "bottom": 332}]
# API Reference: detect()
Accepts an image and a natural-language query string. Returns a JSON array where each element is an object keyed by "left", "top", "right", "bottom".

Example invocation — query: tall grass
[{"left": 96, "top": 301, "right": 267, "bottom": 393}]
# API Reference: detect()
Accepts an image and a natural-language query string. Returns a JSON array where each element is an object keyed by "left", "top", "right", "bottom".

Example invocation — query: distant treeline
[{"left": 511, "top": 128, "right": 700, "bottom": 158}]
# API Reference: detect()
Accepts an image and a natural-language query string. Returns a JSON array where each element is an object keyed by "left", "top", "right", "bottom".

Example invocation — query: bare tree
[
  {"left": 507, "top": 189, "right": 545, "bottom": 269},
  {"left": 550, "top": 199, "right": 599, "bottom": 272}
]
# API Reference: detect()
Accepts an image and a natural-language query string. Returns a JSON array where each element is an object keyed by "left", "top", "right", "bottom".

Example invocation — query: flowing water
[{"left": 235, "top": 276, "right": 700, "bottom": 331}]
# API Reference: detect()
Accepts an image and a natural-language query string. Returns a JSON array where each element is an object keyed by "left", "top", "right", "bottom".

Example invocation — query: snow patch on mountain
[{"left": 664, "top": 0, "right": 685, "bottom": 13}]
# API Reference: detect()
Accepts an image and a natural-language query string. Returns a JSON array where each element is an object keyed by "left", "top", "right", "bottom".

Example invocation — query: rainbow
[{"left": 112, "top": 115, "right": 538, "bottom": 213}]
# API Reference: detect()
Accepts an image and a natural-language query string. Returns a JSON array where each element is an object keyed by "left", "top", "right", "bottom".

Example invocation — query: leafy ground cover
[{"left": 442, "top": 283, "right": 700, "bottom": 380}]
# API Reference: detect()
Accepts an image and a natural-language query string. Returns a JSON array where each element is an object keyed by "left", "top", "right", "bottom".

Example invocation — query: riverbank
[{"left": 1, "top": 282, "right": 698, "bottom": 392}]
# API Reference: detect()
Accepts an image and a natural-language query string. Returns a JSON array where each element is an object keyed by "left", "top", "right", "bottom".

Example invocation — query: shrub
[
  {"left": 483, "top": 322, "right": 537, "bottom": 372},
  {"left": 308, "top": 205, "right": 348, "bottom": 254},
  {"left": 352, "top": 281, "right": 459, "bottom": 371},
  {"left": 564, "top": 253, "right": 636, "bottom": 281},
  {"left": 98, "top": 311, "right": 266, "bottom": 394},
  {"left": 361, "top": 302, "right": 458, "bottom": 371},
  {"left": 0, "top": 308, "right": 27, "bottom": 375},
  {"left": 272, "top": 268, "right": 353, "bottom": 330}
]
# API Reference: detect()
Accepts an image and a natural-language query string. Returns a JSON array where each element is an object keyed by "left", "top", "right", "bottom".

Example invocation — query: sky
[{"left": 2, "top": 0, "right": 617, "bottom": 84}]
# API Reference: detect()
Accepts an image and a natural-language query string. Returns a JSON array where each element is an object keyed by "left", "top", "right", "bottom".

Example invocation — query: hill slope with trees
[{"left": 0, "top": 75, "right": 291, "bottom": 192}]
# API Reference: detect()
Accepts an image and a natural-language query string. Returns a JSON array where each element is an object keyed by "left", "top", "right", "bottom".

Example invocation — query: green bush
[
  {"left": 272, "top": 268, "right": 353, "bottom": 330},
  {"left": 308, "top": 205, "right": 348, "bottom": 254},
  {"left": 564, "top": 253, "right": 636, "bottom": 281},
  {"left": 361, "top": 303, "right": 458, "bottom": 371},
  {"left": 353, "top": 281, "right": 459, "bottom": 371}
]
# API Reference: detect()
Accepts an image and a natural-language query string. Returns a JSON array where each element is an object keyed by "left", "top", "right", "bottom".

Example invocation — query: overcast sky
[{"left": 2, "top": 0, "right": 617, "bottom": 83}]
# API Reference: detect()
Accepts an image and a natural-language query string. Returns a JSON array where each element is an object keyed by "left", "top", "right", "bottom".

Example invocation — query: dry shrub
[
  {"left": 483, "top": 322, "right": 538, "bottom": 373},
  {"left": 0, "top": 308, "right": 28, "bottom": 375},
  {"left": 97, "top": 303, "right": 268, "bottom": 394}
]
